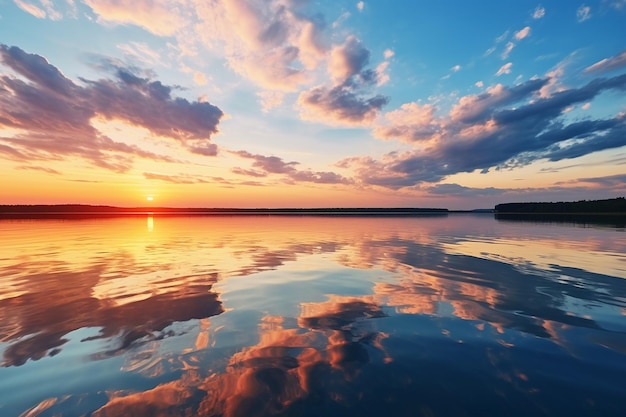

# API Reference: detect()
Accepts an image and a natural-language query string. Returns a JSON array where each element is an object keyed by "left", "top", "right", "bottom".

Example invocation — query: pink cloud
[
  {"left": 0, "top": 44, "right": 224, "bottom": 171},
  {"left": 13, "top": 0, "right": 47, "bottom": 19},
  {"left": 501, "top": 42, "right": 515, "bottom": 59},
  {"left": 192, "top": 0, "right": 328, "bottom": 91},
  {"left": 514, "top": 26, "right": 531, "bottom": 40},
  {"left": 496, "top": 62, "right": 513, "bottom": 76},
  {"left": 374, "top": 102, "right": 441, "bottom": 143},
  {"left": 233, "top": 150, "right": 351, "bottom": 185},
  {"left": 328, "top": 36, "right": 370, "bottom": 83},
  {"left": 83, "top": 0, "right": 185, "bottom": 36},
  {"left": 584, "top": 50, "right": 626, "bottom": 74}
]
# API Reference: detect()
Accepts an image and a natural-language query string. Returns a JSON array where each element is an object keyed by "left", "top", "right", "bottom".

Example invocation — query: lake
[{"left": 1, "top": 214, "right": 625, "bottom": 416}]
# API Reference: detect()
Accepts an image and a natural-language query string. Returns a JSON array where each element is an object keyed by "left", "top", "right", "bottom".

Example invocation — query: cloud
[
  {"left": 83, "top": 0, "right": 329, "bottom": 92},
  {"left": 233, "top": 150, "right": 351, "bottom": 185},
  {"left": 577, "top": 5, "right": 591, "bottom": 22},
  {"left": 342, "top": 73, "right": 626, "bottom": 189},
  {"left": 117, "top": 42, "right": 161, "bottom": 66},
  {"left": 514, "top": 26, "right": 531, "bottom": 40},
  {"left": 233, "top": 150, "right": 299, "bottom": 174},
  {"left": 231, "top": 167, "right": 268, "bottom": 177},
  {"left": 0, "top": 44, "right": 224, "bottom": 171},
  {"left": 496, "top": 62, "right": 513, "bottom": 76},
  {"left": 298, "top": 35, "right": 389, "bottom": 125},
  {"left": 83, "top": 0, "right": 185, "bottom": 36},
  {"left": 451, "top": 64, "right": 461, "bottom": 72},
  {"left": 608, "top": 0, "right": 626, "bottom": 9},
  {"left": 13, "top": 0, "right": 46, "bottom": 19},
  {"left": 450, "top": 79, "right": 548, "bottom": 123},
  {"left": 15, "top": 164, "right": 62, "bottom": 175},
  {"left": 577, "top": 173, "right": 626, "bottom": 187},
  {"left": 584, "top": 50, "right": 626, "bottom": 74},
  {"left": 13, "top": 0, "right": 77, "bottom": 20},
  {"left": 501, "top": 42, "right": 515, "bottom": 59},
  {"left": 374, "top": 102, "right": 440, "bottom": 143},
  {"left": 143, "top": 172, "right": 209, "bottom": 184},
  {"left": 475, "top": 81, "right": 484, "bottom": 88},
  {"left": 191, "top": 0, "right": 328, "bottom": 92},
  {"left": 257, "top": 90, "right": 285, "bottom": 112},
  {"left": 500, "top": 26, "right": 532, "bottom": 59},
  {"left": 298, "top": 84, "right": 389, "bottom": 125},
  {"left": 357, "top": 1, "right": 365, "bottom": 12},
  {"left": 375, "top": 61, "right": 391, "bottom": 86},
  {"left": 496, "top": 30, "right": 509, "bottom": 43},
  {"left": 81, "top": 1, "right": 390, "bottom": 117},
  {"left": 533, "top": 6, "right": 546, "bottom": 19},
  {"left": 427, "top": 183, "right": 505, "bottom": 196},
  {"left": 383, "top": 49, "right": 395, "bottom": 59},
  {"left": 328, "top": 36, "right": 370, "bottom": 84}
]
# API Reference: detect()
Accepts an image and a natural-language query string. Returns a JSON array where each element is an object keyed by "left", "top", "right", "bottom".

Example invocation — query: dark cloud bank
[{"left": 343, "top": 73, "right": 626, "bottom": 189}]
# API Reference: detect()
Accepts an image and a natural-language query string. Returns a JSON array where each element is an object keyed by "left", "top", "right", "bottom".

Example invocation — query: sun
[{"left": 146, "top": 196, "right": 154, "bottom": 202}]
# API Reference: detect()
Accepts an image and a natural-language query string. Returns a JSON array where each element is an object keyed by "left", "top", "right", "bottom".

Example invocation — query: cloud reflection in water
[{"left": 1, "top": 214, "right": 625, "bottom": 416}]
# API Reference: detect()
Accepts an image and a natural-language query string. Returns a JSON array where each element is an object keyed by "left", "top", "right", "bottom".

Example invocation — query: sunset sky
[{"left": 1, "top": 0, "right": 625, "bottom": 209}]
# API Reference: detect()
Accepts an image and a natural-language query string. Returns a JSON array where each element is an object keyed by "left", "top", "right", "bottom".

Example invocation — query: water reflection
[{"left": 1, "top": 214, "right": 625, "bottom": 416}]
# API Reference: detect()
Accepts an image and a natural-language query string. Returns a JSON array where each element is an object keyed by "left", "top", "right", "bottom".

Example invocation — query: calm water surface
[{"left": 1, "top": 214, "right": 625, "bottom": 416}]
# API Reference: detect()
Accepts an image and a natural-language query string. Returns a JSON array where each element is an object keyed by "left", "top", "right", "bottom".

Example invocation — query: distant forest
[
  {"left": 495, "top": 197, "right": 626, "bottom": 214},
  {"left": 0, "top": 205, "right": 448, "bottom": 215}
]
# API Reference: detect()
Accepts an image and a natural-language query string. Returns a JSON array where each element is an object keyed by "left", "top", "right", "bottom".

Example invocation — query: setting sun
[{"left": 146, "top": 196, "right": 154, "bottom": 202}]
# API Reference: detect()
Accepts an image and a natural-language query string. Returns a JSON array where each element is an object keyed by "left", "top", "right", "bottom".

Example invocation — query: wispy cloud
[
  {"left": 427, "top": 183, "right": 505, "bottom": 196},
  {"left": 233, "top": 150, "right": 351, "bottom": 185},
  {"left": 576, "top": 173, "right": 626, "bottom": 188},
  {"left": 577, "top": 5, "right": 592, "bottom": 22},
  {"left": 83, "top": 0, "right": 184, "bottom": 36},
  {"left": 13, "top": 0, "right": 46, "bottom": 19},
  {"left": 500, "top": 26, "right": 532, "bottom": 59},
  {"left": 143, "top": 172, "right": 211, "bottom": 184},
  {"left": 532, "top": 6, "right": 546, "bottom": 19},
  {"left": 116, "top": 42, "right": 161, "bottom": 66},
  {"left": 608, "top": 0, "right": 626, "bottom": 9},
  {"left": 15, "top": 165, "right": 62, "bottom": 175},
  {"left": 496, "top": 62, "right": 513, "bottom": 76},
  {"left": 0, "top": 44, "right": 224, "bottom": 171},
  {"left": 514, "top": 26, "right": 531, "bottom": 40},
  {"left": 501, "top": 42, "right": 515, "bottom": 59},
  {"left": 584, "top": 50, "right": 626, "bottom": 74}
]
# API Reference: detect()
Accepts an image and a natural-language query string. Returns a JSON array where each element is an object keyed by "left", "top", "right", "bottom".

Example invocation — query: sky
[{"left": 0, "top": 0, "right": 625, "bottom": 209}]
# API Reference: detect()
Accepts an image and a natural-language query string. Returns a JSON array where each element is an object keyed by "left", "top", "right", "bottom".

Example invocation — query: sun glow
[{"left": 146, "top": 196, "right": 154, "bottom": 202}]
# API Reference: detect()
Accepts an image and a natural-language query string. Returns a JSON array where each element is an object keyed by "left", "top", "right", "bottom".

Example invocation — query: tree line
[{"left": 495, "top": 197, "right": 626, "bottom": 214}]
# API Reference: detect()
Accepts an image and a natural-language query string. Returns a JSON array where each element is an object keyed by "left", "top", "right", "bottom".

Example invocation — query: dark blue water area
[{"left": 365, "top": 315, "right": 626, "bottom": 417}]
